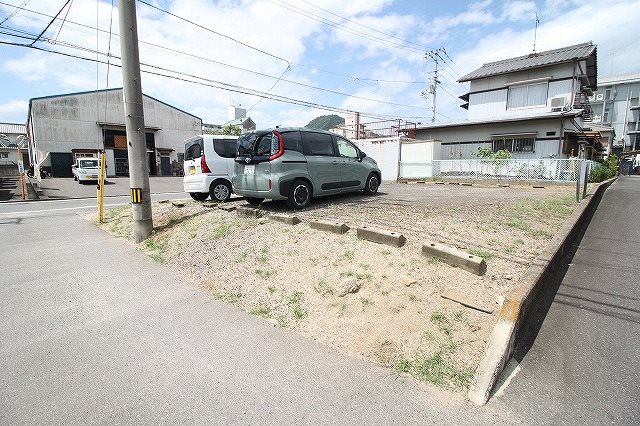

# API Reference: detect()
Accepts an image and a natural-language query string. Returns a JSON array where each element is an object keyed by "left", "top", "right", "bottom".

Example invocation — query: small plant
[
  {"left": 395, "top": 354, "right": 411, "bottom": 373},
  {"left": 381, "top": 249, "right": 392, "bottom": 256},
  {"left": 313, "top": 279, "right": 334, "bottom": 297},
  {"left": 341, "top": 250, "right": 354, "bottom": 260},
  {"left": 355, "top": 272, "right": 373, "bottom": 280},
  {"left": 293, "top": 305, "right": 307, "bottom": 320},
  {"left": 426, "top": 256, "right": 441, "bottom": 265},
  {"left": 267, "top": 285, "right": 276, "bottom": 294},
  {"left": 167, "top": 214, "right": 180, "bottom": 225},
  {"left": 276, "top": 315, "right": 288, "bottom": 328},
  {"left": 143, "top": 237, "right": 168, "bottom": 263},
  {"left": 408, "top": 294, "right": 418, "bottom": 302},
  {"left": 430, "top": 311, "right": 453, "bottom": 336},
  {"left": 213, "top": 288, "right": 244, "bottom": 304},
  {"left": 289, "top": 291, "right": 304, "bottom": 305},
  {"left": 255, "top": 269, "right": 274, "bottom": 279},
  {"left": 468, "top": 248, "right": 495, "bottom": 261},
  {"left": 360, "top": 297, "right": 374, "bottom": 306},
  {"left": 250, "top": 305, "right": 271, "bottom": 318},
  {"left": 212, "top": 223, "right": 231, "bottom": 239}
]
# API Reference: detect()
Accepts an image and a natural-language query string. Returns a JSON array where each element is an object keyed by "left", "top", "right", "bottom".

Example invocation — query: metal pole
[
  {"left": 97, "top": 150, "right": 106, "bottom": 223},
  {"left": 118, "top": 0, "right": 152, "bottom": 242}
]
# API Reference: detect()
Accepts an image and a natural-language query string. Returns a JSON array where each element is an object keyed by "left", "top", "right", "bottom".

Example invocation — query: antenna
[{"left": 532, "top": 12, "right": 540, "bottom": 54}]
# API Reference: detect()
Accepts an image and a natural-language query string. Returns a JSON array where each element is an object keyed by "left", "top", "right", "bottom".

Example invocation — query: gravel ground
[{"left": 93, "top": 182, "right": 579, "bottom": 392}]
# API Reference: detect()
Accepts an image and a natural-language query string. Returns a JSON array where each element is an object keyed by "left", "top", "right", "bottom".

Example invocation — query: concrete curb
[
  {"left": 236, "top": 206, "right": 265, "bottom": 218},
  {"left": 356, "top": 226, "right": 406, "bottom": 247},
  {"left": 467, "top": 177, "right": 617, "bottom": 406},
  {"left": 422, "top": 242, "right": 486, "bottom": 276},
  {"left": 310, "top": 219, "right": 349, "bottom": 234},
  {"left": 268, "top": 213, "right": 301, "bottom": 225}
]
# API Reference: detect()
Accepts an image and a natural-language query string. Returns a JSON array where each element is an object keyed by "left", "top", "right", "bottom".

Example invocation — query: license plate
[
  {"left": 88, "top": 175, "right": 97, "bottom": 179},
  {"left": 244, "top": 165, "right": 255, "bottom": 175},
  {"left": 189, "top": 166, "right": 196, "bottom": 175}
]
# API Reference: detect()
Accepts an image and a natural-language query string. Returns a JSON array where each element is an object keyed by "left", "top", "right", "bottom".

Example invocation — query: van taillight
[
  {"left": 201, "top": 154, "right": 210, "bottom": 173},
  {"left": 269, "top": 131, "right": 284, "bottom": 160}
]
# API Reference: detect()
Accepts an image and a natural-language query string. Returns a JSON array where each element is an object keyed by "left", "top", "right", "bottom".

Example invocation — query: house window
[
  {"left": 603, "top": 107, "right": 611, "bottom": 123},
  {"left": 492, "top": 137, "right": 535, "bottom": 153},
  {"left": 604, "top": 88, "right": 612, "bottom": 100},
  {"left": 507, "top": 82, "right": 548, "bottom": 109},
  {"left": 0, "top": 152, "right": 8, "bottom": 158}
]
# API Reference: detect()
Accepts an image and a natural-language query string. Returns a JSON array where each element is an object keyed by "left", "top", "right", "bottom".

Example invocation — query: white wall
[
  {"left": 353, "top": 137, "right": 400, "bottom": 181},
  {"left": 399, "top": 140, "right": 441, "bottom": 178},
  {"left": 467, "top": 63, "right": 576, "bottom": 120}
]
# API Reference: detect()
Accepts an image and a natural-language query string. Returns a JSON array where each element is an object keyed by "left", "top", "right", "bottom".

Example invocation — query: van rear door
[
  {"left": 184, "top": 137, "right": 204, "bottom": 176},
  {"left": 234, "top": 131, "right": 272, "bottom": 191}
]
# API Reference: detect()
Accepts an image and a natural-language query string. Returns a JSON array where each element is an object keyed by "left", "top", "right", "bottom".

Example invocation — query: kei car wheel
[
  {"left": 210, "top": 181, "right": 232, "bottom": 202},
  {"left": 286, "top": 180, "right": 311, "bottom": 209},
  {"left": 363, "top": 173, "right": 379, "bottom": 195},
  {"left": 189, "top": 192, "right": 209, "bottom": 201}
]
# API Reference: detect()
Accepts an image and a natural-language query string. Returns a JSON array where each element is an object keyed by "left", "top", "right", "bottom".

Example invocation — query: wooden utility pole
[{"left": 118, "top": 0, "right": 152, "bottom": 242}]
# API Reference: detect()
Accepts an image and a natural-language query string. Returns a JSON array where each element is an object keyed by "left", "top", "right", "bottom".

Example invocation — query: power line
[
  {"left": 0, "top": 1, "right": 430, "bottom": 85},
  {"left": 136, "top": 0, "right": 289, "bottom": 64},
  {"left": 1, "top": 20, "right": 428, "bottom": 111},
  {"left": 30, "top": 0, "right": 71, "bottom": 46},
  {"left": 245, "top": 64, "right": 291, "bottom": 115},
  {"left": 266, "top": 0, "right": 425, "bottom": 54},
  {"left": 0, "top": 39, "right": 425, "bottom": 121},
  {"left": 296, "top": 0, "right": 433, "bottom": 51},
  {"left": 0, "top": 0, "right": 30, "bottom": 26},
  {"left": 52, "top": 0, "right": 73, "bottom": 43}
]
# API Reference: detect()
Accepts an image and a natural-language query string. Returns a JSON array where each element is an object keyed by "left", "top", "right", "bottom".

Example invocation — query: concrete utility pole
[
  {"left": 118, "top": 0, "right": 152, "bottom": 242},
  {"left": 425, "top": 48, "right": 445, "bottom": 123}
]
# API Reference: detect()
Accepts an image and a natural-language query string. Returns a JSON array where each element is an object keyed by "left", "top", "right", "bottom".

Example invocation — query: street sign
[{"left": 17, "top": 160, "right": 24, "bottom": 174}]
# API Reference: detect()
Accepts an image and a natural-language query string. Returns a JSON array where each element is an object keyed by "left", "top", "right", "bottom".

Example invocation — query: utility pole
[
  {"left": 424, "top": 48, "right": 445, "bottom": 123},
  {"left": 118, "top": 0, "right": 152, "bottom": 242}
]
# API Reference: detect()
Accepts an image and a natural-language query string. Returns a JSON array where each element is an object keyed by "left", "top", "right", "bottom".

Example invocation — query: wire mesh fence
[{"left": 400, "top": 159, "right": 591, "bottom": 182}]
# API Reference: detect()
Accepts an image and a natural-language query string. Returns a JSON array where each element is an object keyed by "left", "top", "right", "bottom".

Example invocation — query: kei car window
[
  {"left": 303, "top": 132, "right": 334, "bottom": 156},
  {"left": 282, "top": 131, "right": 302, "bottom": 152},
  {"left": 336, "top": 137, "right": 358, "bottom": 159}
]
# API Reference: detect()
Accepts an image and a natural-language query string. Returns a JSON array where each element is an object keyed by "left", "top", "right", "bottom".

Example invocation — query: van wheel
[
  {"left": 210, "top": 181, "right": 232, "bottom": 202},
  {"left": 286, "top": 180, "right": 311, "bottom": 209},
  {"left": 363, "top": 173, "right": 379, "bottom": 195},
  {"left": 190, "top": 192, "right": 209, "bottom": 201},
  {"left": 245, "top": 197, "right": 263, "bottom": 206}
]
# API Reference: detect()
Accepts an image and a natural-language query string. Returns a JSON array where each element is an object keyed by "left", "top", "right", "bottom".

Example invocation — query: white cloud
[
  {"left": 501, "top": 1, "right": 537, "bottom": 21},
  {"left": 0, "top": 100, "right": 29, "bottom": 123}
]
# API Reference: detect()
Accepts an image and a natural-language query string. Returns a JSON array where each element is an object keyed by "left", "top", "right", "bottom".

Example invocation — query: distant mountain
[{"left": 304, "top": 114, "right": 345, "bottom": 131}]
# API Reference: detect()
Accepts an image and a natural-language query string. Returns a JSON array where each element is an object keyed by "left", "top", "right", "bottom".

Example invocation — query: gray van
[{"left": 232, "top": 128, "right": 381, "bottom": 209}]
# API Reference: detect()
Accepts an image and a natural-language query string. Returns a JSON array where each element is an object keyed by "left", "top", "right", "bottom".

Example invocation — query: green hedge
[{"left": 589, "top": 154, "right": 619, "bottom": 183}]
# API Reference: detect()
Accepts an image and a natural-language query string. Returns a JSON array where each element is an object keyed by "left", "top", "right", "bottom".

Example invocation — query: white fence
[{"left": 400, "top": 159, "right": 591, "bottom": 182}]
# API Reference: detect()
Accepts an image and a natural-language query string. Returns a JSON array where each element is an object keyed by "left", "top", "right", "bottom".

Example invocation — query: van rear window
[{"left": 185, "top": 138, "right": 203, "bottom": 160}]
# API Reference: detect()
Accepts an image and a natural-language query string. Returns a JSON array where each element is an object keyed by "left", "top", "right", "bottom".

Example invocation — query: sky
[{"left": 0, "top": 0, "right": 638, "bottom": 128}]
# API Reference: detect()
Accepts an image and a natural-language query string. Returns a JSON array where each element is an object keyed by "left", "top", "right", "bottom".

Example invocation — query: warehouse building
[{"left": 27, "top": 88, "right": 202, "bottom": 177}]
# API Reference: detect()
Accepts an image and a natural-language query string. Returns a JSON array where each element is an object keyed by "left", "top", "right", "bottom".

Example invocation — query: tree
[
  {"left": 475, "top": 147, "right": 512, "bottom": 176},
  {"left": 223, "top": 124, "right": 241, "bottom": 136}
]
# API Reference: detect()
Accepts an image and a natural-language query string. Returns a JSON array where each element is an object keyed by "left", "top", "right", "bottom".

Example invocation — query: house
[
  {"left": 27, "top": 88, "right": 202, "bottom": 178},
  {"left": 588, "top": 73, "right": 640, "bottom": 155},
  {"left": 0, "top": 123, "right": 28, "bottom": 175},
  {"left": 223, "top": 105, "right": 256, "bottom": 133},
  {"left": 415, "top": 42, "right": 608, "bottom": 160}
]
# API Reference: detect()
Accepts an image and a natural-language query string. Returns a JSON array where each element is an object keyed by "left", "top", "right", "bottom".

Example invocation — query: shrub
[{"left": 589, "top": 154, "right": 618, "bottom": 183}]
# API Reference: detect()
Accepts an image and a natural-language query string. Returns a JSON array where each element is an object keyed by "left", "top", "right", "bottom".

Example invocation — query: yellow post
[{"left": 97, "top": 151, "right": 106, "bottom": 223}]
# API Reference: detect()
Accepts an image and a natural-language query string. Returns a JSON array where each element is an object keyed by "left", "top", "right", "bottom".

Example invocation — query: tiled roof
[
  {"left": 415, "top": 109, "right": 583, "bottom": 131},
  {"left": 458, "top": 42, "right": 596, "bottom": 82},
  {"left": 0, "top": 123, "right": 26, "bottom": 135}
]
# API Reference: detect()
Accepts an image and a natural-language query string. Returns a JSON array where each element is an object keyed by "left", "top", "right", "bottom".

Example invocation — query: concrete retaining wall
[{"left": 467, "top": 177, "right": 617, "bottom": 405}]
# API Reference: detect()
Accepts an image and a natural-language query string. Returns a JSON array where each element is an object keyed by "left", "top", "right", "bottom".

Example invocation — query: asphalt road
[
  {"left": 491, "top": 176, "right": 640, "bottom": 425},
  {"left": 0, "top": 197, "right": 512, "bottom": 424}
]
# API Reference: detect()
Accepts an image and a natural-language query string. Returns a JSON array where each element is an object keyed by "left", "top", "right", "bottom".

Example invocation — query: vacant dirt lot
[{"left": 93, "top": 182, "right": 578, "bottom": 392}]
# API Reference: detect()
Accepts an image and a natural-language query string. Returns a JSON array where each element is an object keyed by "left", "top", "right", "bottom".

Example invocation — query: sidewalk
[
  {"left": 492, "top": 176, "right": 640, "bottom": 425},
  {"left": 0, "top": 211, "right": 510, "bottom": 424}
]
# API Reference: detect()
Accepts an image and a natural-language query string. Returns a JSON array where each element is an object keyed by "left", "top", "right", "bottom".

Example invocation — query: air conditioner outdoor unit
[
  {"left": 596, "top": 93, "right": 604, "bottom": 101},
  {"left": 550, "top": 96, "right": 567, "bottom": 112}
]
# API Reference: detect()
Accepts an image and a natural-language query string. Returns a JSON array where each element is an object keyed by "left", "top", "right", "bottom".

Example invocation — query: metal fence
[{"left": 399, "top": 158, "right": 592, "bottom": 182}]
